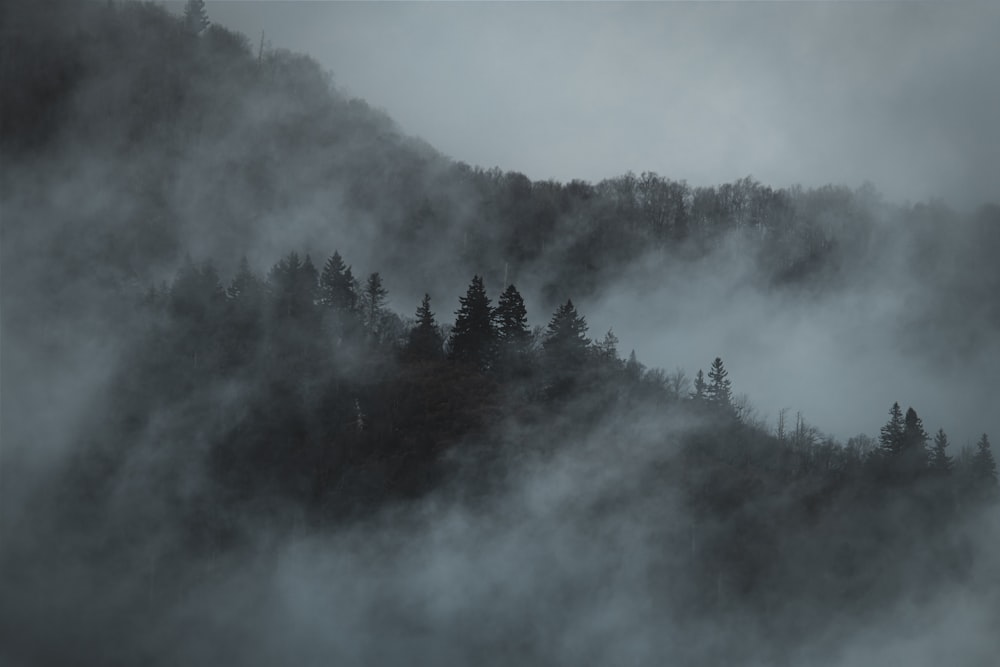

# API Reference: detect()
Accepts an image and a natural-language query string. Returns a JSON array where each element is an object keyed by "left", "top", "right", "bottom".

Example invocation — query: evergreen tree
[
  {"left": 268, "top": 251, "right": 317, "bottom": 322},
  {"left": 407, "top": 294, "right": 443, "bottom": 361},
  {"left": 929, "top": 428, "right": 953, "bottom": 475},
  {"left": 691, "top": 369, "right": 706, "bottom": 401},
  {"left": 706, "top": 357, "right": 733, "bottom": 410},
  {"left": 449, "top": 275, "right": 496, "bottom": 370},
  {"left": 879, "top": 402, "right": 905, "bottom": 456},
  {"left": 494, "top": 283, "right": 532, "bottom": 376},
  {"left": 900, "top": 407, "right": 929, "bottom": 477},
  {"left": 182, "top": 0, "right": 210, "bottom": 34},
  {"left": 596, "top": 329, "right": 620, "bottom": 364},
  {"left": 495, "top": 284, "right": 530, "bottom": 345},
  {"left": 972, "top": 433, "right": 998, "bottom": 493},
  {"left": 542, "top": 299, "right": 589, "bottom": 368},
  {"left": 361, "top": 272, "right": 388, "bottom": 339},
  {"left": 625, "top": 350, "right": 643, "bottom": 382},
  {"left": 226, "top": 256, "right": 262, "bottom": 302},
  {"left": 319, "top": 251, "right": 358, "bottom": 312}
]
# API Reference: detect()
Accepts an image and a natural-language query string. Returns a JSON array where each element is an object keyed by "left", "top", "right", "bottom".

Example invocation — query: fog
[
  {"left": 2, "top": 2, "right": 999, "bottom": 665},
  {"left": 206, "top": 0, "right": 1000, "bottom": 206},
  {"left": 583, "top": 235, "right": 1000, "bottom": 444}
]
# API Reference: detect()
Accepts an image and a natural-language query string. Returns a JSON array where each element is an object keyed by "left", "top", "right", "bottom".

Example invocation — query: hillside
[{"left": 1, "top": 3, "right": 999, "bottom": 666}]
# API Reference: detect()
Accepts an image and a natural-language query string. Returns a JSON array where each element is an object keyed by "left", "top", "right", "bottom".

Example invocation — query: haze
[{"left": 206, "top": 0, "right": 1000, "bottom": 206}]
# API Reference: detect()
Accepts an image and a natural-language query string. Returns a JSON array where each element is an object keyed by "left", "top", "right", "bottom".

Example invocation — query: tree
[
  {"left": 226, "top": 256, "right": 262, "bottom": 302},
  {"left": 972, "top": 433, "right": 998, "bottom": 494},
  {"left": 361, "top": 272, "right": 388, "bottom": 339},
  {"left": 494, "top": 283, "right": 532, "bottom": 375},
  {"left": 449, "top": 275, "right": 496, "bottom": 370},
  {"left": 541, "top": 299, "right": 589, "bottom": 368},
  {"left": 879, "top": 402, "right": 905, "bottom": 456},
  {"left": 319, "top": 251, "right": 358, "bottom": 313},
  {"left": 267, "top": 251, "right": 317, "bottom": 322},
  {"left": 182, "top": 0, "right": 210, "bottom": 34},
  {"left": 406, "top": 294, "right": 443, "bottom": 361},
  {"left": 495, "top": 284, "right": 530, "bottom": 346},
  {"left": 929, "top": 428, "right": 953, "bottom": 475},
  {"left": 706, "top": 357, "right": 733, "bottom": 411},
  {"left": 900, "top": 407, "right": 929, "bottom": 477},
  {"left": 691, "top": 369, "right": 706, "bottom": 402},
  {"left": 625, "top": 350, "right": 644, "bottom": 382},
  {"left": 595, "top": 329, "right": 621, "bottom": 365}
]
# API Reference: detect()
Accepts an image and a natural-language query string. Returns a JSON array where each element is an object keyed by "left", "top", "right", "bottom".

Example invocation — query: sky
[{"left": 201, "top": 1, "right": 1000, "bottom": 207}]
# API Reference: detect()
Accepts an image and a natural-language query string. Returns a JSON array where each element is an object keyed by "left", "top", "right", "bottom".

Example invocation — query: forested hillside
[{"left": 2, "top": 3, "right": 998, "bottom": 666}]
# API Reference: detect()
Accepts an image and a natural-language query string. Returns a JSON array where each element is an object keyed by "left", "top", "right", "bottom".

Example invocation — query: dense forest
[{"left": 2, "top": 2, "right": 999, "bottom": 666}]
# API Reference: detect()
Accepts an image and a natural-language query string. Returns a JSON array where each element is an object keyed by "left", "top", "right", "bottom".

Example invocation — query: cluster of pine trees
[{"left": 97, "top": 247, "right": 997, "bottom": 525}]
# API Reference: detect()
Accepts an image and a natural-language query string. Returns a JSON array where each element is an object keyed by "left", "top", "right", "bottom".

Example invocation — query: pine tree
[
  {"left": 495, "top": 284, "right": 530, "bottom": 345},
  {"left": 541, "top": 299, "right": 589, "bottom": 368},
  {"left": 226, "top": 256, "right": 262, "bottom": 302},
  {"left": 879, "top": 402, "right": 905, "bottom": 456},
  {"left": 267, "top": 251, "right": 317, "bottom": 322},
  {"left": 596, "top": 329, "right": 620, "bottom": 364},
  {"left": 929, "top": 428, "right": 953, "bottom": 475},
  {"left": 449, "top": 275, "right": 496, "bottom": 370},
  {"left": 319, "top": 251, "right": 358, "bottom": 312},
  {"left": 900, "top": 407, "right": 929, "bottom": 477},
  {"left": 625, "top": 350, "right": 643, "bottom": 382},
  {"left": 183, "top": 0, "right": 210, "bottom": 34},
  {"left": 691, "top": 369, "right": 706, "bottom": 401},
  {"left": 494, "top": 283, "right": 531, "bottom": 376},
  {"left": 407, "top": 294, "right": 443, "bottom": 361},
  {"left": 361, "top": 272, "right": 388, "bottom": 339},
  {"left": 972, "top": 433, "right": 998, "bottom": 493},
  {"left": 706, "top": 357, "right": 733, "bottom": 410}
]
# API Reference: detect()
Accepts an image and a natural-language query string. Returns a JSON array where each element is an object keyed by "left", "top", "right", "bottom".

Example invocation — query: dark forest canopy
[{"left": 2, "top": 3, "right": 999, "bottom": 666}]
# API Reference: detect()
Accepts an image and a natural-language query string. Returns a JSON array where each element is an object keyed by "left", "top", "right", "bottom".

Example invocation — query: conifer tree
[
  {"left": 183, "top": 0, "right": 210, "bottom": 34},
  {"left": 691, "top": 369, "right": 706, "bottom": 401},
  {"left": 972, "top": 433, "right": 998, "bottom": 492},
  {"left": 625, "top": 350, "right": 643, "bottom": 382},
  {"left": 495, "top": 284, "right": 530, "bottom": 345},
  {"left": 319, "top": 251, "right": 358, "bottom": 312},
  {"left": 361, "top": 272, "right": 388, "bottom": 339},
  {"left": 226, "top": 256, "right": 262, "bottom": 302},
  {"left": 407, "top": 294, "right": 443, "bottom": 361},
  {"left": 449, "top": 275, "right": 496, "bottom": 370},
  {"left": 900, "top": 407, "right": 929, "bottom": 477},
  {"left": 879, "top": 402, "right": 905, "bottom": 456},
  {"left": 706, "top": 357, "right": 733, "bottom": 410},
  {"left": 929, "top": 428, "right": 953, "bottom": 475},
  {"left": 494, "top": 283, "right": 531, "bottom": 375},
  {"left": 542, "top": 299, "right": 589, "bottom": 368}
]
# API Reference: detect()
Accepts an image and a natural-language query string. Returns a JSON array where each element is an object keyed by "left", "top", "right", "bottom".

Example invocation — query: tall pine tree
[
  {"left": 706, "top": 357, "right": 733, "bottom": 411},
  {"left": 449, "top": 275, "right": 496, "bottom": 370},
  {"left": 407, "top": 294, "right": 443, "bottom": 361}
]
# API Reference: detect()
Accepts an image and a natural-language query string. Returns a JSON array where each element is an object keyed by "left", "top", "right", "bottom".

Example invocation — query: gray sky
[{"left": 204, "top": 1, "right": 1000, "bottom": 206}]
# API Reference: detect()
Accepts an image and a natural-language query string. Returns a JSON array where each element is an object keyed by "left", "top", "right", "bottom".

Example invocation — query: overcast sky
[{"left": 200, "top": 1, "right": 999, "bottom": 206}]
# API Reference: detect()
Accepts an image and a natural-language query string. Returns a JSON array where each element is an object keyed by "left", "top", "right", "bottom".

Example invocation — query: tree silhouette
[
  {"left": 691, "top": 369, "right": 706, "bottom": 401},
  {"left": 879, "top": 402, "right": 905, "bottom": 456},
  {"left": 406, "top": 294, "right": 443, "bottom": 361},
  {"left": 361, "top": 272, "right": 388, "bottom": 340},
  {"left": 542, "top": 300, "right": 589, "bottom": 363},
  {"left": 319, "top": 251, "right": 358, "bottom": 313},
  {"left": 449, "top": 275, "right": 496, "bottom": 370},
  {"left": 706, "top": 357, "right": 733, "bottom": 411},
  {"left": 972, "top": 433, "right": 998, "bottom": 494},
  {"left": 900, "top": 407, "right": 929, "bottom": 479},
  {"left": 929, "top": 428, "right": 953, "bottom": 475},
  {"left": 182, "top": 0, "right": 210, "bottom": 34}
]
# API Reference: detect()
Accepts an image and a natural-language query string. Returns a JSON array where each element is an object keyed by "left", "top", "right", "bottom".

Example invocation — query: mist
[{"left": 2, "top": 2, "right": 999, "bottom": 666}]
